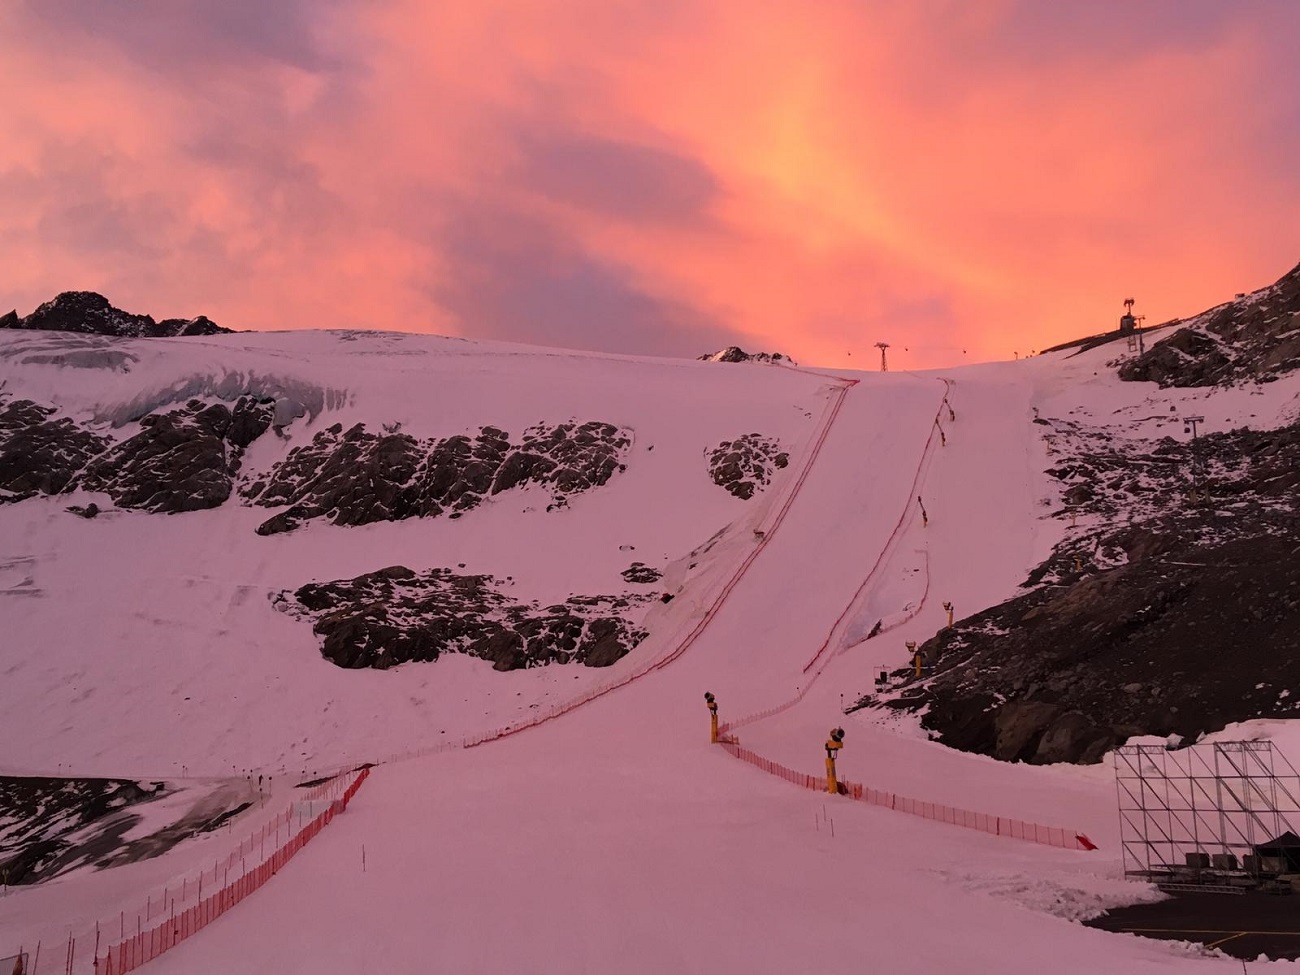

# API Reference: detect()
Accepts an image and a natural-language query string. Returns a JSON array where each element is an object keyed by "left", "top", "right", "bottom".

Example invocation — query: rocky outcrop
[
  {"left": 0, "top": 397, "right": 109, "bottom": 501},
  {"left": 0, "top": 775, "right": 256, "bottom": 886},
  {"left": 621, "top": 562, "right": 662, "bottom": 584},
  {"left": 79, "top": 397, "right": 274, "bottom": 513},
  {"left": 0, "top": 291, "right": 232, "bottom": 338},
  {"left": 698, "top": 346, "right": 795, "bottom": 365},
  {"left": 708, "top": 433, "right": 789, "bottom": 499},
  {"left": 0, "top": 776, "right": 157, "bottom": 884},
  {"left": 244, "top": 420, "right": 631, "bottom": 534},
  {"left": 1119, "top": 261, "right": 1300, "bottom": 387},
  {"left": 277, "top": 565, "right": 650, "bottom": 671},
  {"left": 874, "top": 415, "right": 1300, "bottom": 764}
]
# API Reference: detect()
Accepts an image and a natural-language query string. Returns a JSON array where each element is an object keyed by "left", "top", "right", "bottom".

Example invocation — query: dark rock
[
  {"left": 1119, "top": 261, "right": 1300, "bottom": 387},
  {"left": 0, "top": 397, "right": 109, "bottom": 500},
  {"left": 1, "top": 291, "right": 232, "bottom": 337},
  {"left": 280, "top": 566, "right": 651, "bottom": 672},
  {"left": 227, "top": 397, "right": 275, "bottom": 449},
  {"left": 245, "top": 419, "right": 631, "bottom": 534},
  {"left": 255, "top": 506, "right": 311, "bottom": 536},
  {"left": 698, "top": 347, "right": 796, "bottom": 365},
  {"left": 153, "top": 315, "right": 227, "bottom": 337},
  {"left": 78, "top": 396, "right": 274, "bottom": 513},
  {"left": 1033, "top": 711, "right": 1114, "bottom": 765},
  {"left": 0, "top": 776, "right": 160, "bottom": 885},
  {"left": 621, "top": 562, "right": 662, "bottom": 584},
  {"left": 708, "top": 433, "right": 788, "bottom": 499},
  {"left": 994, "top": 701, "right": 1062, "bottom": 762},
  {"left": 877, "top": 405, "right": 1300, "bottom": 766}
]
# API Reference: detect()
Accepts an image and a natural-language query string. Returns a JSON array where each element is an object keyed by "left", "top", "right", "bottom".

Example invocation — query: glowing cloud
[{"left": 1, "top": 1, "right": 1297, "bottom": 367}]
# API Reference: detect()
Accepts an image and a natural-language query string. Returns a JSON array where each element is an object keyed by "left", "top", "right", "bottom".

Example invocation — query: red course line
[{"left": 461, "top": 374, "right": 859, "bottom": 746}]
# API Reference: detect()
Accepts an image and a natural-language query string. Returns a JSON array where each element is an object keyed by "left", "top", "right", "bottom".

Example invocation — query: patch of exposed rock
[
  {"left": 0, "top": 777, "right": 156, "bottom": 885},
  {"left": 621, "top": 562, "right": 662, "bottom": 584},
  {"left": 1118, "top": 261, "right": 1300, "bottom": 387},
  {"left": 1, "top": 291, "right": 231, "bottom": 338},
  {"left": 277, "top": 565, "right": 650, "bottom": 671},
  {"left": 79, "top": 397, "right": 274, "bottom": 512},
  {"left": 0, "top": 397, "right": 109, "bottom": 501},
  {"left": 873, "top": 415, "right": 1300, "bottom": 765},
  {"left": 698, "top": 346, "right": 795, "bottom": 365},
  {"left": 708, "top": 433, "right": 789, "bottom": 499},
  {"left": 244, "top": 420, "right": 630, "bottom": 534},
  {"left": 0, "top": 776, "right": 254, "bottom": 886}
]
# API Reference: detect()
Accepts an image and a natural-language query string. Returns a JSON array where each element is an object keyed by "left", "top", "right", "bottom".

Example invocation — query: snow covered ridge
[
  {"left": 0, "top": 329, "right": 825, "bottom": 776},
  {"left": 0, "top": 291, "right": 230, "bottom": 338},
  {"left": 1119, "top": 260, "right": 1300, "bottom": 387}
]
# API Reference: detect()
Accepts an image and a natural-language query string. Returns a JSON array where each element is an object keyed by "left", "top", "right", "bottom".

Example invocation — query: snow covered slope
[
  {"left": 0, "top": 330, "right": 836, "bottom": 777},
  {"left": 5, "top": 326, "right": 1300, "bottom": 972}
]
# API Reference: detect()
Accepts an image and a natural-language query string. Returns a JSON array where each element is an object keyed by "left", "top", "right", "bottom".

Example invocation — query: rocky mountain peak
[
  {"left": 698, "top": 346, "right": 795, "bottom": 365},
  {"left": 1, "top": 291, "right": 232, "bottom": 338}
]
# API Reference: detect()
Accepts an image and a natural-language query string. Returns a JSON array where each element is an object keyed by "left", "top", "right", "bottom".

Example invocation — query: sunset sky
[{"left": 2, "top": 1, "right": 1298, "bottom": 368}]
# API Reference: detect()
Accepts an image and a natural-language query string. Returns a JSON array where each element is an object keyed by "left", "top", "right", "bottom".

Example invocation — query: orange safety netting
[
  {"left": 95, "top": 769, "right": 370, "bottom": 975},
  {"left": 718, "top": 742, "right": 1096, "bottom": 852}
]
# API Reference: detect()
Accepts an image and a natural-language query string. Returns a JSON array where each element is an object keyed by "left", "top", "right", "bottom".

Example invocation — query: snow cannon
[
  {"left": 907, "top": 641, "right": 923, "bottom": 678},
  {"left": 705, "top": 692, "right": 719, "bottom": 743},
  {"left": 825, "top": 727, "right": 845, "bottom": 794}
]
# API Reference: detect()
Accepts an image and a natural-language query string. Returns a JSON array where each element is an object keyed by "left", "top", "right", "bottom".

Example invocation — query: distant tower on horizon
[
  {"left": 1120, "top": 298, "right": 1147, "bottom": 354},
  {"left": 875, "top": 341, "right": 890, "bottom": 372},
  {"left": 1119, "top": 298, "right": 1137, "bottom": 334}
]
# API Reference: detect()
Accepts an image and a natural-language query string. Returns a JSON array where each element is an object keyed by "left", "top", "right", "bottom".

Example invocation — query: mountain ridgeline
[{"left": 1, "top": 291, "right": 231, "bottom": 338}]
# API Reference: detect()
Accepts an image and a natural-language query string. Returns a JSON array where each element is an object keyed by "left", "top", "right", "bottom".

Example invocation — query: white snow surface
[{"left": 3, "top": 328, "right": 1300, "bottom": 972}]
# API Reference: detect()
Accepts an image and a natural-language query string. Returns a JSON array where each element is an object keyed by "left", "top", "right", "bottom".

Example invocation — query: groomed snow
[{"left": 4, "top": 328, "right": 1300, "bottom": 972}]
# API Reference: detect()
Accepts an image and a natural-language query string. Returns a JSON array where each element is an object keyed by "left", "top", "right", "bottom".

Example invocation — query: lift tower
[{"left": 874, "top": 342, "right": 890, "bottom": 372}]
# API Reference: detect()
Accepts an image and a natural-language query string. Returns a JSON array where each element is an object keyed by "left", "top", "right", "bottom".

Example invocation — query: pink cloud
[{"left": 1, "top": 1, "right": 1297, "bottom": 367}]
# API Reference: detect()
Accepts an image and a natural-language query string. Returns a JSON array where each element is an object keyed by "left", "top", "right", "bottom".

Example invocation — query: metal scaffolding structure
[{"left": 1115, "top": 741, "right": 1300, "bottom": 891}]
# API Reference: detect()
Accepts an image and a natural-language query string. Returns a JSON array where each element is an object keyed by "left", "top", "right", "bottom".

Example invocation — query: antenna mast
[{"left": 874, "top": 341, "right": 890, "bottom": 372}]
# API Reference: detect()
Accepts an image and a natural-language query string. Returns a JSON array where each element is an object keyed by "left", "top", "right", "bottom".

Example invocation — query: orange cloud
[{"left": 1, "top": 1, "right": 1297, "bottom": 367}]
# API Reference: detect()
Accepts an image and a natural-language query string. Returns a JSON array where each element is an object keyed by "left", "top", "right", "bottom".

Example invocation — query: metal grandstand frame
[{"left": 1115, "top": 741, "right": 1300, "bottom": 889}]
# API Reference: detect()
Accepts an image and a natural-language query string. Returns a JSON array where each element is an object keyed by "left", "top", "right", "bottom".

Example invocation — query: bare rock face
[
  {"left": 278, "top": 566, "right": 649, "bottom": 671},
  {"left": 78, "top": 397, "right": 274, "bottom": 513},
  {"left": 708, "top": 433, "right": 789, "bottom": 499},
  {"left": 1, "top": 291, "right": 231, "bottom": 338},
  {"left": 244, "top": 420, "right": 631, "bottom": 534},
  {"left": 0, "top": 777, "right": 157, "bottom": 884},
  {"left": 1119, "top": 261, "right": 1300, "bottom": 386},
  {"left": 0, "top": 397, "right": 109, "bottom": 501},
  {"left": 621, "top": 562, "right": 662, "bottom": 584},
  {"left": 872, "top": 414, "right": 1300, "bottom": 765}
]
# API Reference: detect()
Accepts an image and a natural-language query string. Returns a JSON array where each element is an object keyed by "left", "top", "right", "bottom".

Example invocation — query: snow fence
[
  {"left": 719, "top": 742, "right": 1096, "bottom": 852},
  {"left": 93, "top": 768, "right": 369, "bottom": 975}
]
